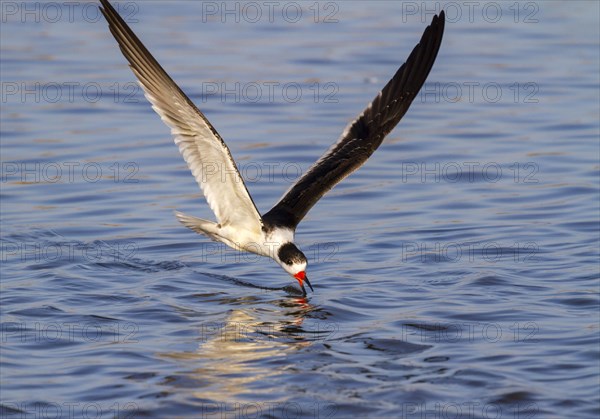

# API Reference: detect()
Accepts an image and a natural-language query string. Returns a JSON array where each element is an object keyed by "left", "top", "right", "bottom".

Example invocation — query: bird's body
[
  {"left": 99, "top": 0, "right": 445, "bottom": 295},
  {"left": 176, "top": 210, "right": 295, "bottom": 261}
]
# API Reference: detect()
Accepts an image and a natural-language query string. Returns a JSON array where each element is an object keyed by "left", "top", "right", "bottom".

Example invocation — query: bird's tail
[{"left": 174, "top": 211, "right": 220, "bottom": 241}]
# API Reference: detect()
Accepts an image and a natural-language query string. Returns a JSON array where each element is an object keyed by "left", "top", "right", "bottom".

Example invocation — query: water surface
[{"left": 1, "top": 1, "right": 599, "bottom": 418}]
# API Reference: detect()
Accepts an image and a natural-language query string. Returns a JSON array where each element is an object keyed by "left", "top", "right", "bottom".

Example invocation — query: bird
[{"left": 99, "top": 0, "right": 445, "bottom": 296}]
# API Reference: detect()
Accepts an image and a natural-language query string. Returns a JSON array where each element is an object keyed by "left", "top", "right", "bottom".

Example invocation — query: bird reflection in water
[{"left": 159, "top": 300, "right": 335, "bottom": 411}]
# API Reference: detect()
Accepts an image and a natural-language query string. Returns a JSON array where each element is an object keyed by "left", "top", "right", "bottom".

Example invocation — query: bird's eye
[{"left": 286, "top": 260, "right": 293, "bottom": 265}]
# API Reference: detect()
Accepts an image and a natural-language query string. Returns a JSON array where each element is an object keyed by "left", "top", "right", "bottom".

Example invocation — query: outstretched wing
[
  {"left": 99, "top": 0, "right": 262, "bottom": 232},
  {"left": 263, "top": 11, "right": 445, "bottom": 229}
]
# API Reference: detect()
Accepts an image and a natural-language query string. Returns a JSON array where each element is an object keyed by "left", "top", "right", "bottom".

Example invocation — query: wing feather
[
  {"left": 99, "top": 0, "right": 262, "bottom": 232},
  {"left": 263, "top": 11, "right": 445, "bottom": 229}
]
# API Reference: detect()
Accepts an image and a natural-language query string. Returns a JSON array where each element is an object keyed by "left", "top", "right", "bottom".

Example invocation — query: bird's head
[{"left": 276, "top": 242, "right": 313, "bottom": 295}]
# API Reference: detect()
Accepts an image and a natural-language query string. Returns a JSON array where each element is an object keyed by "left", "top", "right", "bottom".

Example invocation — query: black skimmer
[{"left": 99, "top": 0, "right": 445, "bottom": 296}]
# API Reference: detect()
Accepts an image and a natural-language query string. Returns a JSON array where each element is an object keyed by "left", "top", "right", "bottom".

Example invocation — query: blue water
[{"left": 1, "top": 1, "right": 599, "bottom": 418}]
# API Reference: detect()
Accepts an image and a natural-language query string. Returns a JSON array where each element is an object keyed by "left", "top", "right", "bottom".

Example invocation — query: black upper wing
[{"left": 262, "top": 11, "right": 445, "bottom": 230}]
